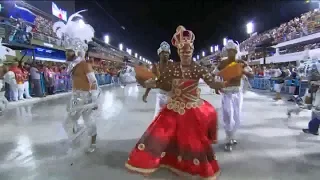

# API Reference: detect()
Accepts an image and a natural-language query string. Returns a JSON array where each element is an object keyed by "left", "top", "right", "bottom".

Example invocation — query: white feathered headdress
[
  {"left": 157, "top": 41, "right": 171, "bottom": 55},
  {"left": 223, "top": 39, "right": 242, "bottom": 59},
  {"left": 53, "top": 10, "right": 94, "bottom": 55},
  {"left": 224, "top": 39, "right": 239, "bottom": 52}
]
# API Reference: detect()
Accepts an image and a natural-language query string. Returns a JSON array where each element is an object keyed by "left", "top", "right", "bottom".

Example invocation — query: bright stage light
[
  {"left": 246, "top": 22, "right": 254, "bottom": 34},
  {"left": 223, "top": 38, "right": 227, "bottom": 46},
  {"left": 119, "top": 43, "right": 123, "bottom": 51},
  {"left": 104, "top": 35, "right": 109, "bottom": 44}
]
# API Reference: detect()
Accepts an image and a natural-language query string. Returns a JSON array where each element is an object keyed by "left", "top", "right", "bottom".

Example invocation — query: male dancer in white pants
[
  {"left": 53, "top": 10, "right": 100, "bottom": 153},
  {"left": 217, "top": 40, "right": 253, "bottom": 152},
  {"left": 142, "top": 41, "right": 171, "bottom": 118}
]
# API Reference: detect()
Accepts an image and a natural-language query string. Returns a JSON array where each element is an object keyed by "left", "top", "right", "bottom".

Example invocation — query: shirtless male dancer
[
  {"left": 216, "top": 40, "right": 253, "bottom": 152},
  {"left": 142, "top": 41, "right": 171, "bottom": 117}
]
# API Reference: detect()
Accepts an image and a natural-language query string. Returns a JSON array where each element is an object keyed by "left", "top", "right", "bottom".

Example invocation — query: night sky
[{"left": 75, "top": 0, "right": 313, "bottom": 62}]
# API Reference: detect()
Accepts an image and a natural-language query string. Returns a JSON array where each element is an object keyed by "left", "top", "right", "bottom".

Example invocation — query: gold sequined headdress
[{"left": 171, "top": 25, "right": 195, "bottom": 49}]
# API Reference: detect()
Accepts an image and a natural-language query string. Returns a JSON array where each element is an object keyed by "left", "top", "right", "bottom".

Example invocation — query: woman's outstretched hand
[{"left": 212, "top": 81, "right": 228, "bottom": 94}]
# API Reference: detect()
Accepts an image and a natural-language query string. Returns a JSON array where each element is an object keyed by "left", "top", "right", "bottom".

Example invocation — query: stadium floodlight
[
  {"left": 202, "top": 51, "right": 205, "bottom": 57},
  {"left": 119, "top": 43, "right": 123, "bottom": 51},
  {"left": 215, "top": 45, "right": 219, "bottom": 52},
  {"left": 210, "top": 46, "right": 213, "bottom": 53},
  {"left": 127, "top": 49, "right": 132, "bottom": 55},
  {"left": 246, "top": 22, "right": 254, "bottom": 34},
  {"left": 223, "top": 38, "right": 227, "bottom": 46},
  {"left": 104, "top": 35, "right": 109, "bottom": 44},
  {"left": 193, "top": 57, "right": 196, "bottom": 61},
  {"left": 197, "top": 55, "right": 200, "bottom": 60},
  {"left": 143, "top": 58, "right": 145, "bottom": 61},
  {"left": 139, "top": 56, "right": 142, "bottom": 60},
  {"left": 135, "top": 53, "right": 138, "bottom": 58}
]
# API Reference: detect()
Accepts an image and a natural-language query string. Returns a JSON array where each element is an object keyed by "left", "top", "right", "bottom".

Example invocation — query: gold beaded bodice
[
  {"left": 167, "top": 79, "right": 203, "bottom": 114},
  {"left": 155, "top": 62, "right": 216, "bottom": 114}
]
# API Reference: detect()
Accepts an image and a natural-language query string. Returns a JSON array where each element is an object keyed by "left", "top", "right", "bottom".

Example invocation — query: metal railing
[{"left": 249, "top": 76, "right": 308, "bottom": 97}]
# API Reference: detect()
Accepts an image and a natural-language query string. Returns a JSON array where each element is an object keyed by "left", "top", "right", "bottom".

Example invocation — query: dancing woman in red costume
[{"left": 125, "top": 25, "right": 226, "bottom": 179}]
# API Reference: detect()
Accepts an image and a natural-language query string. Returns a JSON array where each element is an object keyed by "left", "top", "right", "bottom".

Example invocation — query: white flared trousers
[
  {"left": 64, "top": 109, "right": 97, "bottom": 138},
  {"left": 222, "top": 91, "right": 243, "bottom": 140},
  {"left": 154, "top": 93, "right": 168, "bottom": 118},
  {"left": 64, "top": 92, "right": 97, "bottom": 139}
]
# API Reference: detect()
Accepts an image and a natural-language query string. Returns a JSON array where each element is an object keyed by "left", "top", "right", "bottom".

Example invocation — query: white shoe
[
  {"left": 86, "top": 144, "right": 96, "bottom": 153},
  {"left": 224, "top": 142, "right": 233, "bottom": 152},
  {"left": 231, "top": 139, "right": 238, "bottom": 145}
]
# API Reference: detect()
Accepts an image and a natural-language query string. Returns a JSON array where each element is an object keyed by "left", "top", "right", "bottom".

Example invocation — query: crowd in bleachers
[
  {"left": 240, "top": 9, "right": 320, "bottom": 52},
  {"left": 1, "top": 13, "right": 63, "bottom": 46},
  {"left": 0, "top": 4, "right": 134, "bottom": 104},
  {"left": 1, "top": 59, "right": 125, "bottom": 103},
  {"left": 34, "top": 15, "right": 57, "bottom": 38}
]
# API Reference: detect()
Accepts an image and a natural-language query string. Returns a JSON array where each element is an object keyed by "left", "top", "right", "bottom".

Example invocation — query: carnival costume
[
  {"left": 286, "top": 57, "right": 320, "bottom": 135},
  {"left": 119, "top": 66, "right": 136, "bottom": 85},
  {"left": 302, "top": 58, "right": 320, "bottom": 135},
  {"left": 53, "top": 10, "right": 100, "bottom": 153},
  {"left": 125, "top": 26, "right": 221, "bottom": 179},
  {"left": 215, "top": 40, "right": 252, "bottom": 152},
  {"left": 287, "top": 58, "right": 313, "bottom": 117}
]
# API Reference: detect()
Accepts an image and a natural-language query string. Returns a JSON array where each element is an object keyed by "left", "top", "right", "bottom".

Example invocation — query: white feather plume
[
  {"left": 52, "top": 10, "right": 95, "bottom": 52},
  {"left": 67, "top": 10, "right": 87, "bottom": 23}
]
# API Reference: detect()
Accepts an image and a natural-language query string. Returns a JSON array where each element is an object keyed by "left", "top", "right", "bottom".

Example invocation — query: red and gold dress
[{"left": 126, "top": 62, "right": 220, "bottom": 179}]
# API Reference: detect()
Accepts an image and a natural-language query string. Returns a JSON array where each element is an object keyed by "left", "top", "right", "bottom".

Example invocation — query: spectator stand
[
  {"left": 95, "top": 73, "right": 112, "bottom": 86},
  {"left": 0, "top": 22, "right": 37, "bottom": 58},
  {"left": 249, "top": 76, "right": 308, "bottom": 97},
  {"left": 28, "top": 71, "right": 112, "bottom": 96}
]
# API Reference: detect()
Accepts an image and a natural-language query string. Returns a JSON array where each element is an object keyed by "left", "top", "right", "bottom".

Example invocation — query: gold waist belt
[{"left": 166, "top": 98, "right": 203, "bottom": 115}]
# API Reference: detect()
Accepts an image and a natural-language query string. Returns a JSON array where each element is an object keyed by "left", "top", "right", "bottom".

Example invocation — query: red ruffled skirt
[{"left": 125, "top": 100, "right": 220, "bottom": 179}]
